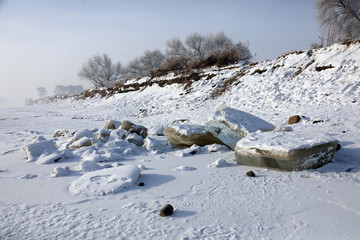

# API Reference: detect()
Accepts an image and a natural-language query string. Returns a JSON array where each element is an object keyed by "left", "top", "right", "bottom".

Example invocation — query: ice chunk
[
  {"left": 23, "top": 140, "right": 59, "bottom": 162},
  {"left": 69, "top": 165, "right": 141, "bottom": 196},
  {"left": 144, "top": 137, "right": 168, "bottom": 154},
  {"left": 235, "top": 131, "right": 338, "bottom": 171},
  {"left": 37, "top": 152, "right": 62, "bottom": 165},
  {"left": 206, "top": 107, "right": 276, "bottom": 149},
  {"left": 109, "top": 129, "right": 128, "bottom": 141},
  {"left": 208, "top": 159, "right": 229, "bottom": 168},
  {"left": 51, "top": 166, "right": 70, "bottom": 177},
  {"left": 126, "top": 133, "right": 144, "bottom": 146},
  {"left": 73, "top": 129, "right": 95, "bottom": 141},
  {"left": 210, "top": 107, "right": 276, "bottom": 135}
]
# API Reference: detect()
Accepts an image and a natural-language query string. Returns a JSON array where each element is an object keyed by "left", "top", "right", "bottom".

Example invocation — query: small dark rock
[
  {"left": 246, "top": 171, "right": 256, "bottom": 177},
  {"left": 336, "top": 144, "right": 341, "bottom": 151},
  {"left": 288, "top": 115, "right": 301, "bottom": 125},
  {"left": 172, "top": 119, "right": 188, "bottom": 124},
  {"left": 189, "top": 149, "right": 197, "bottom": 155},
  {"left": 342, "top": 130, "right": 346, "bottom": 133},
  {"left": 159, "top": 204, "right": 174, "bottom": 217},
  {"left": 138, "top": 182, "right": 144, "bottom": 186}
]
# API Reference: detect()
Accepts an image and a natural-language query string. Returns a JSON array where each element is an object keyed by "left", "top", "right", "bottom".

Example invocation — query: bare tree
[
  {"left": 140, "top": 49, "right": 164, "bottom": 72},
  {"left": 317, "top": 0, "right": 360, "bottom": 44},
  {"left": 185, "top": 32, "right": 206, "bottom": 59},
  {"left": 78, "top": 53, "right": 122, "bottom": 88}
]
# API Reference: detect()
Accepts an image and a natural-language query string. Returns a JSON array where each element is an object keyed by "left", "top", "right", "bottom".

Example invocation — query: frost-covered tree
[
  {"left": 185, "top": 32, "right": 206, "bottom": 59},
  {"left": 165, "top": 37, "right": 189, "bottom": 59},
  {"left": 125, "top": 57, "right": 145, "bottom": 78},
  {"left": 140, "top": 50, "right": 164, "bottom": 72},
  {"left": 125, "top": 50, "right": 165, "bottom": 78},
  {"left": 203, "top": 31, "right": 233, "bottom": 57},
  {"left": 37, "top": 87, "right": 47, "bottom": 98},
  {"left": 162, "top": 37, "right": 191, "bottom": 70},
  {"left": 54, "top": 85, "right": 84, "bottom": 96},
  {"left": 317, "top": 0, "right": 360, "bottom": 44},
  {"left": 78, "top": 53, "right": 122, "bottom": 88}
]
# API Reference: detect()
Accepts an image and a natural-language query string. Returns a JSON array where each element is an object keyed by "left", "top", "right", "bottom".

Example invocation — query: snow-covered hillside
[{"left": 1, "top": 42, "right": 360, "bottom": 239}]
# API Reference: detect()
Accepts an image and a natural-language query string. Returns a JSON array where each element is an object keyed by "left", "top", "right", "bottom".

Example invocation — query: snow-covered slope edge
[{"left": 1, "top": 41, "right": 360, "bottom": 239}]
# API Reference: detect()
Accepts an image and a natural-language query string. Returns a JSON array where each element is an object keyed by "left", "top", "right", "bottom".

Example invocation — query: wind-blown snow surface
[{"left": 1, "top": 42, "right": 360, "bottom": 239}]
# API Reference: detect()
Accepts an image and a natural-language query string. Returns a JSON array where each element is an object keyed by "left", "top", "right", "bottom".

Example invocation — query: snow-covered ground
[{"left": 1, "top": 42, "right": 360, "bottom": 239}]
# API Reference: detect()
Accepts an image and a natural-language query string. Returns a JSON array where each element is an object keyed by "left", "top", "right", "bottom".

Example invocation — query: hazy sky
[{"left": 0, "top": 0, "right": 320, "bottom": 106}]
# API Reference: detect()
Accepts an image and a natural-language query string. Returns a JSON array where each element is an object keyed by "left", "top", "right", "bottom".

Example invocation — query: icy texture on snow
[
  {"left": 174, "top": 166, "right": 197, "bottom": 171},
  {"left": 69, "top": 165, "right": 141, "bottom": 196},
  {"left": 75, "top": 161, "right": 103, "bottom": 172},
  {"left": 169, "top": 124, "right": 208, "bottom": 135}
]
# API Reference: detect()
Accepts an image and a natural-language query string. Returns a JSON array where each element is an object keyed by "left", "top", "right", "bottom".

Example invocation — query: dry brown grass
[
  {"left": 210, "top": 70, "right": 246, "bottom": 99},
  {"left": 251, "top": 69, "right": 267, "bottom": 75},
  {"left": 315, "top": 64, "right": 335, "bottom": 72}
]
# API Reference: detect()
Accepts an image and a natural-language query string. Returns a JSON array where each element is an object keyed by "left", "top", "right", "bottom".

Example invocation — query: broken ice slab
[
  {"left": 234, "top": 131, "right": 338, "bottom": 171},
  {"left": 23, "top": 140, "right": 59, "bottom": 162},
  {"left": 206, "top": 106, "right": 275, "bottom": 149}
]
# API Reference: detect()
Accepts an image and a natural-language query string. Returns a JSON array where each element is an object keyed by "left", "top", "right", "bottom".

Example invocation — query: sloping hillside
[
  {"left": 1, "top": 41, "right": 360, "bottom": 239},
  {"left": 92, "top": 40, "right": 360, "bottom": 108}
]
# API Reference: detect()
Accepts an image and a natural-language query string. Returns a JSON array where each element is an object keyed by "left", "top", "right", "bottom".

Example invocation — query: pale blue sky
[{"left": 0, "top": 0, "right": 320, "bottom": 106}]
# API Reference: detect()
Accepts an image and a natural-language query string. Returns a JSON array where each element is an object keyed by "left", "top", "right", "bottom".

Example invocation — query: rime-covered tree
[
  {"left": 141, "top": 49, "right": 164, "bottom": 72},
  {"left": 125, "top": 50, "right": 165, "bottom": 78},
  {"left": 162, "top": 37, "right": 190, "bottom": 70},
  {"left": 125, "top": 57, "right": 145, "bottom": 78},
  {"left": 165, "top": 37, "right": 188, "bottom": 59},
  {"left": 78, "top": 53, "right": 122, "bottom": 88},
  {"left": 317, "top": 0, "right": 360, "bottom": 44},
  {"left": 37, "top": 87, "right": 47, "bottom": 98},
  {"left": 203, "top": 31, "right": 234, "bottom": 57},
  {"left": 185, "top": 32, "right": 206, "bottom": 59},
  {"left": 54, "top": 85, "right": 83, "bottom": 96}
]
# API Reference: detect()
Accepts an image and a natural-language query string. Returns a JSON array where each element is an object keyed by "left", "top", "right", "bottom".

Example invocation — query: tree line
[
  {"left": 79, "top": 31, "right": 252, "bottom": 88},
  {"left": 79, "top": 0, "right": 360, "bottom": 88}
]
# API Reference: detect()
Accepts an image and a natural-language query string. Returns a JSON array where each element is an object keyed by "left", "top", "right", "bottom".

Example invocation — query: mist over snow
[{"left": 1, "top": 42, "right": 360, "bottom": 239}]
